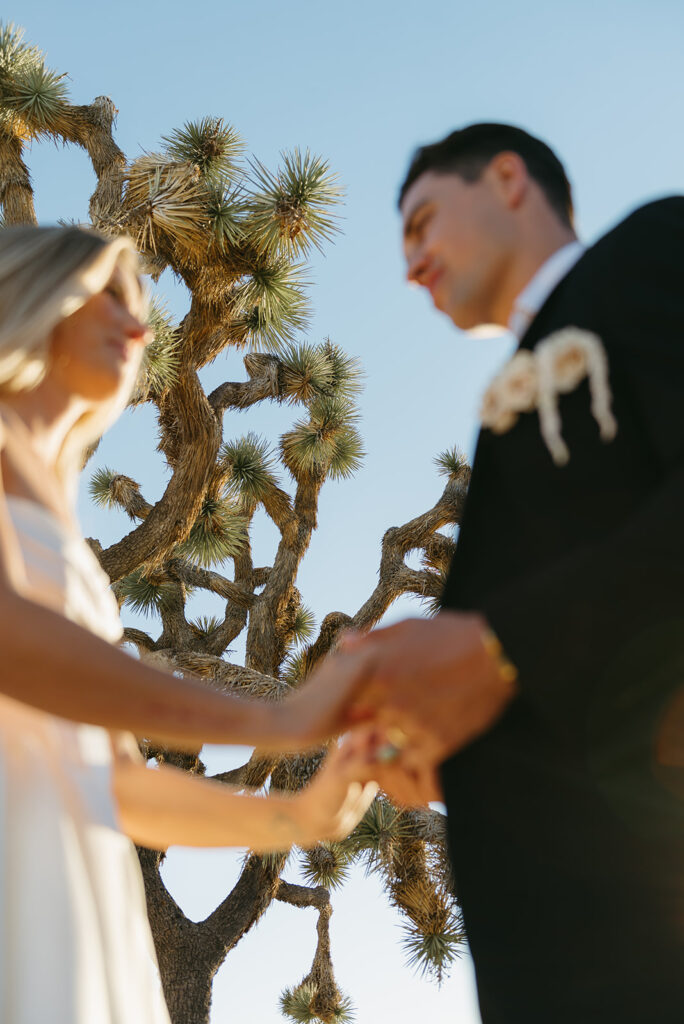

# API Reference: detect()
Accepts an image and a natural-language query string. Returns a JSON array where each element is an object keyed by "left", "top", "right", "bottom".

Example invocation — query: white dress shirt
[{"left": 508, "top": 240, "right": 585, "bottom": 340}]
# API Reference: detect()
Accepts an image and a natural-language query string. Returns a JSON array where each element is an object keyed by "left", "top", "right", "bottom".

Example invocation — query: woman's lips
[{"left": 107, "top": 338, "right": 133, "bottom": 361}]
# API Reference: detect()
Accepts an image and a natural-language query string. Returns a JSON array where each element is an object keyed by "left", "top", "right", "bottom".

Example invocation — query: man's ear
[{"left": 486, "top": 151, "right": 528, "bottom": 211}]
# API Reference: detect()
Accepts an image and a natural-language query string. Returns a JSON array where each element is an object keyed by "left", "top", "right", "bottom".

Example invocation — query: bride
[{"left": 0, "top": 225, "right": 378, "bottom": 1023}]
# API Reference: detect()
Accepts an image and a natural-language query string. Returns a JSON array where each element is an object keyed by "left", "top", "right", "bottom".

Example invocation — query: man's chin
[
  {"left": 442, "top": 301, "right": 502, "bottom": 334},
  {"left": 442, "top": 304, "right": 481, "bottom": 331}
]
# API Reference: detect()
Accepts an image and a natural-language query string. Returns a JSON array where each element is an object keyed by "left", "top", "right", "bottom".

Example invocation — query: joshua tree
[{"left": 0, "top": 23, "right": 471, "bottom": 1024}]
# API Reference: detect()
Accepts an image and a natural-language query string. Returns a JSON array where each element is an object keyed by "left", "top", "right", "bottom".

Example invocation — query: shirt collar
[{"left": 508, "top": 240, "right": 585, "bottom": 339}]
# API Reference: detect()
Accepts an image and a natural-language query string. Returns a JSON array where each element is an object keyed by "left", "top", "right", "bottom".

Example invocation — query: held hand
[
  {"left": 277, "top": 646, "right": 376, "bottom": 750},
  {"left": 293, "top": 729, "right": 379, "bottom": 845},
  {"left": 371, "top": 721, "right": 444, "bottom": 807},
  {"left": 340, "top": 611, "right": 518, "bottom": 764}
]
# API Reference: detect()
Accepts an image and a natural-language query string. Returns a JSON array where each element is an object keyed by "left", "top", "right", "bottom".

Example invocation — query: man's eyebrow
[{"left": 402, "top": 199, "right": 431, "bottom": 240}]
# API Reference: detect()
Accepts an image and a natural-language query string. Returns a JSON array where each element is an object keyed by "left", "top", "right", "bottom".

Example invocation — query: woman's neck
[{"left": 1, "top": 383, "right": 88, "bottom": 469}]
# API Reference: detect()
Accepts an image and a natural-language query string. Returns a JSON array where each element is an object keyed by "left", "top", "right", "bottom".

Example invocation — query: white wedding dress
[{"left": 0, "top": 496, "right": 171, "bottom": 1024}]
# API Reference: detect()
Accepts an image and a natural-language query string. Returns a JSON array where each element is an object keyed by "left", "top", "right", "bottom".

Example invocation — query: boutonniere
[{"left": 480, "top": 328, "right": 617, "bottom": 466}]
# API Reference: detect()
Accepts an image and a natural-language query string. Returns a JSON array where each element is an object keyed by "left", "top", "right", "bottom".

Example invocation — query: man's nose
[{"left": 406, "top": 250, "right": 428, "bottom": 286}]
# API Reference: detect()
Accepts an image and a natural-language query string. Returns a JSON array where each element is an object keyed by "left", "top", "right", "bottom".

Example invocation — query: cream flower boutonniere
[{"left": 480, "top": 328, "right": 618, "bottom": 466}]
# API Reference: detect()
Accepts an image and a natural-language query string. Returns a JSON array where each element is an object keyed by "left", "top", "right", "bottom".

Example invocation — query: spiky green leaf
[
  {"left": 401, "top": 921, "right": 464, "bottom": 983},
  {"left": 309, "top": 393, "right": 360, "bottom": 432},
  {"left": 229, "top": 257, "right": 311, "bottom": 352},
  {"left": 123, "top": 155, "right": 209, "bottom": 254},
  {"left": 317, "top": 339, "right": 364, "bottom": 399},
  {"left": 280, "top": 983, "right": 318, "bottom": 1024},
  {"left": 434, "top": 446, "right": 467, "bottom": 479},
  {"left": 280, "top": 395, "right": 360, "bottom": 480},
  {"left": 220, "top": 432, "right": 280, "bottom": 503},
  {"left": 5, "top": 63, "right": 68, "bottom": 132},
  {"left": 0, "top": 22, "right": 65, "bottom": 137},
  {"left": 280, "top": 983, "right": 355, "bottom": 1024},
  {"left": 246, "top": 148, "right": 343, "bottom": 256},
  {"left": 175, "top": 496, "right": 248, "bottom": 567},
  {"left": 290, "top": 604, "right": 316, "bottom": 645},
  {"left": 236, "top": 258, "right": 310, "bottom": 330},
  {"left": 162, "top": 117, "right": 244, "bottom": 185},
  {"left": 250, "top": 848, "right": 291, "bottom": 872},
  {"left": 327, "top": 425, "right": 364, "bottom": 480},
  {"left": 280, "top": 648, "right": 307, "bottom": 685},
  {"left": 343, "top": 798, "right": 412, "bottom": 872},
  {"left": 300, "top": 842, "right": 352, "bottom": 891},
  {"left": 131, "top": 299, "right": 180, "bottom": 403},
  {"left": 206, "top": 181, "right": 247, "bottom": 248},
  {"left": 279, "top": 343, "right": 334, "bottom": 404},
  {"left": 238, "top": 299, "right": 311, "bottom": 353},
  {"left": 118, "top": 568, "right": 178, "bottom": 617},
  {"left": 189, "top": 615, "right": 222, "bottom": 639},
  {"left": 280, "top": 424, "right": 332, "bottom": 479},
  {"left": 0, "top": 22, "right": 43, "bottom": 86},
  {"left": 331, "top": 994, "right": 355, "bottom": 1022},
  {"left": 88, "top": 466, "right": 119, "bottom": 509}
]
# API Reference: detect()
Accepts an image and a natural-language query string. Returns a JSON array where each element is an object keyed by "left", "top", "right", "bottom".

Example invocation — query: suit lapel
[{"left": 461, "top": 243, "right": 597, "bottom": 518}]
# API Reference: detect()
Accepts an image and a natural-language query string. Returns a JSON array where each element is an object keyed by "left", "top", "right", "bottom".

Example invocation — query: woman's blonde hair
[{"left": 0, "top": 225, "right": 147, "bottom": 494}]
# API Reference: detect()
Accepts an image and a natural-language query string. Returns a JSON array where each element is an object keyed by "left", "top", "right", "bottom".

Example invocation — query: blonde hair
[{"left": 0, "top": 225, "right": 147, "bottom": 493}]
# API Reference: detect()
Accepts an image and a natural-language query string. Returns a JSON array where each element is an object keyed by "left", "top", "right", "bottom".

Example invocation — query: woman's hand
[
  {"left": 291, "top": 729, "right": 379, "bottom": 846},
  {"left": 273, "top": 646, "right": 377, "bottom": 751}
]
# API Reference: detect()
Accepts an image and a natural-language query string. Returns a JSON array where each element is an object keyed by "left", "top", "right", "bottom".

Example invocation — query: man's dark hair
[{"left": 398, "top": 123, "right": 574, "bottom": 228}]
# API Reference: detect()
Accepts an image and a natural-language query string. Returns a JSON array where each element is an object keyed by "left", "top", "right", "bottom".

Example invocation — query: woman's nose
[{"left": 124, "top": 312, "right": 152, "bottom": 345}]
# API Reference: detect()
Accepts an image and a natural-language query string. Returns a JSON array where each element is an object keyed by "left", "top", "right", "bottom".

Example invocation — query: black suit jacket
[{"left": 440, "top": 198, "right": 684, "bottom": 1024}]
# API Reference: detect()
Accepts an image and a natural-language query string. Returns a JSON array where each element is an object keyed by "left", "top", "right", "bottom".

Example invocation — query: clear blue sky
[{"left": 12, "top": 0, "right": 684, "bottom": 1020}]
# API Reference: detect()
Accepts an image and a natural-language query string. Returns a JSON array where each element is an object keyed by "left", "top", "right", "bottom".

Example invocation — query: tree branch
[
  {"left": 166, "top": 558, "right": 255, "bottom": 608},
  {"left": 275, "top": 879, "right": 329, "bottom": 911},
  {"left": 350, "top": 468, "right": 469, "bottom": 632},
  {"left": 51, "top": 98, "right": 126, "bottom": 226},
  {"left": 277, "top": 879, "right": 344, "bottom": 1020},
  {"left": 200, "top": 853, "right": 285, "bottom": 967},
  {"left": 168, "top": 651, "right": 289, "bottom": 700},
  {"left": 0, "top": 131, "right": 37, "bottom": 224},
  {"left": 209, "top": 375, "right": 279, "bottom": 415},
  {"left": 246, "top": 470, "right": 325, "bottom": 675},
  {"left": 295, "top": 466, "right": 470, "bottom": 676},
  {"left": 98, "top": 370, "right": 221, "bottom": 581},
  {"left": 122, "top": 626, "right": 156, "bottom": 651},
  {"left": 208, "top": 763, "right": 251, "bottom": 788},
  {"left": 107, "top": 474, "right": 153, "bottom": 520}
]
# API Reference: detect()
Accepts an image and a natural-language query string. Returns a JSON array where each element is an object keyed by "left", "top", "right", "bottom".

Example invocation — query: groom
[{"left": 331, "top": 124, "right": 684, "bottom": 1022}]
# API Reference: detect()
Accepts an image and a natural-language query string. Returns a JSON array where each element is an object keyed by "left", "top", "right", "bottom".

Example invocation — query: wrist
[
  {"left": 248, "top": 698, "right": 306, "bottom": 753},
  {"left": 270, "top": 792, "right": 310, "bottom": 848}
]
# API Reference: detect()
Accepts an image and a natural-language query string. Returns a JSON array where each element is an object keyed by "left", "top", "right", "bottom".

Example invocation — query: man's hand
[
  {"left": 367, "top": 727, "right": 445, "bottom": 807},
  {"left": 340, "top": 611, "right": 518, "bottom": 765},
  {"left": 276, "top": 610, "right": 517, "bottom": 776}
]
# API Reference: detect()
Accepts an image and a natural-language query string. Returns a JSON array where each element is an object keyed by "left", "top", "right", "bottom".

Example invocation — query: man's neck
[{"left": 490, "top": 224, "right": 578, "bottom": 327}]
